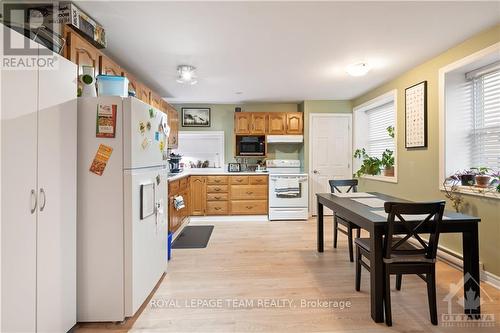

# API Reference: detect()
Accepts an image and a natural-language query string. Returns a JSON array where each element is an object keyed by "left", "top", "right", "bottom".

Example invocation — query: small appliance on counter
[{"left": 168, "top": 153, "right": 183, "bottom": 174}]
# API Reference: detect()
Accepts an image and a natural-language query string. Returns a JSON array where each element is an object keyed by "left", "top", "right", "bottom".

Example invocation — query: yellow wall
[{"left": 352, "top": 24, "right": 500, "bottom": 276}]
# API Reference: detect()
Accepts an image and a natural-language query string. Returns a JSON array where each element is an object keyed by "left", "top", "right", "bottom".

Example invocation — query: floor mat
[{"left": 172, "top": 225, "right": 214, "bottom": 249}]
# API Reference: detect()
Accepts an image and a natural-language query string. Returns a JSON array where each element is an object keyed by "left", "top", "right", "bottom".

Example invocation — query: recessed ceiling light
[
  {"left": 346, "top": 62, "right": 371, "bottom": 77},
  {"left": 176, "top": 65, "right": 197, "bottom": 85}
]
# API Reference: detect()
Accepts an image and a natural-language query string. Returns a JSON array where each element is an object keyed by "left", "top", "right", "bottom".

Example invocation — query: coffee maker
[{"left": 168, "top": 153, "right": 183, "bottom": 174}]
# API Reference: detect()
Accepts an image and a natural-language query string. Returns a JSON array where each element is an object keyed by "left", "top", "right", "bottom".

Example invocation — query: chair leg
[
  {"left": 396, "top": 274, "right": 402, "bottom": 291},
  {"left": 355, "top": 246, "right": 361, "bottom": 291},
  {"left": 384, "top": 270, "right": 392, "bottom": 326},
  {"left": 347, "top": 226, "right": 354, "bottom": 262},
  {"left": 427, "top": 267, "right": 438, "bottom": 325},
  {"left": 333, "top": 216, "right": 338, "bottom": 248}
]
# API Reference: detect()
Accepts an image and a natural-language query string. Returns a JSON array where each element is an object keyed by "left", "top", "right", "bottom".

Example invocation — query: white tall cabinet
[{"left": 1, "top": 26, "right": 77, "bottom": 332}]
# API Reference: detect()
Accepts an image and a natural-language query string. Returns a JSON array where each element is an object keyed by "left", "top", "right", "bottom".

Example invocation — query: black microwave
[{"left": 237, "top": 136, "right": 265, "bottom": 156}]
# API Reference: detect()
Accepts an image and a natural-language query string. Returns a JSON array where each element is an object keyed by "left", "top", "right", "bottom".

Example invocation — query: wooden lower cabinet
[
  {"left": 190, "top": 176, "right": 207, "bottom": 216},
  {"left": 230, "top": 200, "right": 268, "bottom": 215},
  {"left": 169, "top": 175, "right": 268, "bottom": 222}
]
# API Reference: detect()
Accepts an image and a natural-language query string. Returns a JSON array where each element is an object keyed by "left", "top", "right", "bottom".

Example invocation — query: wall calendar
[{"left": 405, "top": 81, "right": 428, "bottom": 148}]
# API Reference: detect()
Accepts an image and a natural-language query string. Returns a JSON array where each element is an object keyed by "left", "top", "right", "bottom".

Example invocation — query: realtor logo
[
  {"left": 2, "top": 2, "right": 58, "bottom": 69},
  {"left": 442, "top": 273, "right": 495, "bottom": 327}
]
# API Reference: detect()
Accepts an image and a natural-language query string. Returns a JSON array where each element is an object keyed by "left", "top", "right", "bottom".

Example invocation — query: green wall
[
  {"left": 301, "top": 100, "right": 353, "bottom": 172},
  {"left": 172, "top": 103, "right": 301, "bottom": 164},
  {"left": 352, "top": 24, "right": 500, "bottom": 276}
]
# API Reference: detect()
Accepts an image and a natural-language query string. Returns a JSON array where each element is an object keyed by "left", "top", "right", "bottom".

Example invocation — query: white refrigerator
[{"left": 77, "top": 96, "right": 169, "bottom": 322}]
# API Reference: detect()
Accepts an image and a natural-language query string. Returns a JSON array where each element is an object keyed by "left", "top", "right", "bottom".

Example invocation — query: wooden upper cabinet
[
  {"left": 99, "top": 55, "right": 123, "bottom": 76},
  {"left": 66, "top": 29, "right": 99, "bottom": 92},
  {"left": 268, "top": 113, "right": 286, "bottom": 134},
  {"left": 136, "top": 83, "right": 151, "bottom": 104},
  {"left": 286, "top": 112, "right": 303, "bottom": 134},
  {"left": 123, "top": 72, "right": 138, "bottom": 96},
  {"left": 150, "top": 91, "right": 162, "bottom": 110},
  {"left": 234, "top": 113, "right": 251, "bottom": 134},
  {"left": 166, "top": 104, "right": 179, "bottom": 149},
  {"left": 251, "top": 113, "right": 267, "bottom": 134}
]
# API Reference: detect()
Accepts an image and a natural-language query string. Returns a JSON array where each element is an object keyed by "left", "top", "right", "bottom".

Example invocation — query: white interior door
[
  {"left": 37, "top": 52, "right": 77, "bottom": 332},
  {"left": 0, "top": 29, "right": 38, "bottom": 332},
  {"left": 309, "top": 114, "right": 352, "bottom": 216}
]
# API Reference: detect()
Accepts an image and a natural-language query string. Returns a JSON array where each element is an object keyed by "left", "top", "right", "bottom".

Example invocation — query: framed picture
[
  {"left": 181, "top": 107, "right": 211, "bottom": 127},
  {"left": 405, "top": 81, "right": 428, "bottom": 148},
  {"left": 228, "top": 163, "right": 241, "bottom": 172}
]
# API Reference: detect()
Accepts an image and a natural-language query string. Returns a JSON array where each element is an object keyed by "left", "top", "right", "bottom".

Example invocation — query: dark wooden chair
[
  {"left": 328, "top": 179, "right": 361, "bottom": 262},
  {"left": 354, "top": 201, "right": 445, "bottom": 326}
]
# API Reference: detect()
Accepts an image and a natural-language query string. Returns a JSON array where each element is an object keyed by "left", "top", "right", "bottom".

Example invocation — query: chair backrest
[
  {"left": 329, "top": 179, "right": 358, "bottom": 193},
  {"left": 383, "top": 201, "right": 445, "bottom": 262}
]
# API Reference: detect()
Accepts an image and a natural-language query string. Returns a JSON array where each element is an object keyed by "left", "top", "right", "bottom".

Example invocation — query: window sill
[
  {"left": 361, "top": 175, "right": 398, "bottom": 184},
  {"left": 440, "top": 185, "right": 500, "bottom": 200}
]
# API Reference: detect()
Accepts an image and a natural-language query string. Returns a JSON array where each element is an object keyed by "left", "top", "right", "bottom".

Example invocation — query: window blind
[
  {"left": 471, "top": 69, "right": 500, "bottom": 170},
  {"left": 366, "top": 101, "right": 395, "bottom": 158}
]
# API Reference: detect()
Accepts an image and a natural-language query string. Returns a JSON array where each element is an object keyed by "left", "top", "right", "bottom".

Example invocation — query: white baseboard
[
  {"left": 407, "top": 239, "right": 500, "bottom": 290},
  {"left": 188, "top": 215, "right": 269, "bottom": 223}
]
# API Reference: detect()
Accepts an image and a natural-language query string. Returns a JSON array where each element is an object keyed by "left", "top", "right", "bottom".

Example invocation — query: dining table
[{"left": 316, "top": 192, "right": 481, "bottom": 323}]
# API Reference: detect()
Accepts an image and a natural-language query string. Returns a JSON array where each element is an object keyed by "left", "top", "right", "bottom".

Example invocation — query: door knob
[{"left": 313, "top": 170, "right": 320, "bottom": 174}]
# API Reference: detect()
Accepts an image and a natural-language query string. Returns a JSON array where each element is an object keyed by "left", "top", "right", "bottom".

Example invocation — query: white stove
[{"left": 266, "top": 160, "right": 308, "bottom": 220}]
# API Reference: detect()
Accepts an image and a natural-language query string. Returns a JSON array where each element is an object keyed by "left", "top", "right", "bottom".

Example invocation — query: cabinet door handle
[
  {"left": 30, "top": 189, "right": 37, "bottom": 214},
  {"left": 39, "top": 188, "right": 46, "bottom": 212}
]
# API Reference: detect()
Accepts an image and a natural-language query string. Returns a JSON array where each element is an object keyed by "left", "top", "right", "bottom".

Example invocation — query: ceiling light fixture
[
  {"left": 176, "top": 65, "right": 198, "bottom": 85},
  {"left": 346, "top": 62, "right": 371, "bottom": 77}
]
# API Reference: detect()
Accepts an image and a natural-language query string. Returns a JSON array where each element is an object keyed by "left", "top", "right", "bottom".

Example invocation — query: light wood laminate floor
[{"left": 76, "top": 218, "right": 500, "bottom": 333}]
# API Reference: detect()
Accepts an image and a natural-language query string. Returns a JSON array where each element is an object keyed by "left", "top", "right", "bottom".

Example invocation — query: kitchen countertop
[{"left": 167, "top": 168, "right": 269, "bottom": 182}]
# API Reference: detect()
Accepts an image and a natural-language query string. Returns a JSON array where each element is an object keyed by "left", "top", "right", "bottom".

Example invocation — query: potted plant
[
  {"left": 472, "top": 167, "right": 492, "bottom": 188},
  {"left": 353, "top": 148, "right": 381, "bottom": 177},
  {"left": 381, "top": 149, "right": 395, "bottom": 177},
  {"left": 455, "top": 169, "right": 476, "bottom": 186},
  {"left": 443, "top": 177, "right": 464, "bottom": 213},
  {"left": 490, "top": 171, "right": 500, "bottom": 193}
]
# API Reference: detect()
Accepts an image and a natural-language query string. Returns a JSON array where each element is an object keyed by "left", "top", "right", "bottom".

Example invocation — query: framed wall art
[
  {"left": 182, "top": 107, "right": 211, "bottom": 127},
  {"left": 405, "top": 81, "right": 427, "bottom": 148}
]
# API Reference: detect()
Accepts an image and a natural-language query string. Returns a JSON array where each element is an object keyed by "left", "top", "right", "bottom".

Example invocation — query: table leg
[
  {"left": 462, "top": 223, "right": 481, "bottom": 316},
  {"left": 317, "top": 201, "right": 324, "bottom": 252},
  {"left": 370, "top": 227, "right": 384, "bottom": 323}
]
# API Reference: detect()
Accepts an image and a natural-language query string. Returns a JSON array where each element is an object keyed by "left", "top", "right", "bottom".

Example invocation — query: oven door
[{"left": 268, "top": 175, "right": 308, "bottom": 207}]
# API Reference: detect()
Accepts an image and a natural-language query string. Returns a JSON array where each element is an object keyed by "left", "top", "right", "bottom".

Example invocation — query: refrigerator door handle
[{"left": 30, "top": 189, "right": 37, "bottom": 214}]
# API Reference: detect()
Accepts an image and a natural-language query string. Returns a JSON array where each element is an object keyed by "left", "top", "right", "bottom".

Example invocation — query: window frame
[
  {"left": 353, "top": 89, "right": 398, "bottom": 183},
  {"left": 438, "top": 42, "right": 500, "bottom": 199}
]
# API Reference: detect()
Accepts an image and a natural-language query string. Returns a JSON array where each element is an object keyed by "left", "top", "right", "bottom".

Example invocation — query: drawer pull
[
  {"left": 246, "top": 206, "right": 253, "bottom": 209},
  {"left": 214, "top": 207, "right": 221, "bottom": 210},
  {"left": 214, "top": 188, "right": 221, "bottom": 192},
  {"left": 214, "top": 179, "right": 221, "bottom": 183},
  {"left": 246, "top": 191, "right": 253, "bottom": 195},
  {"left": 236, "top": 179, "right": 243, "bottom": 182},
  {"left": 215, "top": 196, "right": 221, "bottom": 200}
]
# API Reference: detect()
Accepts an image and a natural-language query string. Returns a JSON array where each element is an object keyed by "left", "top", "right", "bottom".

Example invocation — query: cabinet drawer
[
  {"left": 179, "top": 177, "right": 188, "bottom": 190},
  {"left": 231, "top": 185, "right": 267, "bottom": 200},
  {"left": 207, "top": 201, "right": 229, "bottom": 215},
  {"left": 169, "top": 180, "right": 179, "bottom": 192},
  {"left": 207, "top": 176, "right": 228, "bottom": 185},
  {"left": 249, "top": 176, "right": 268, "bottom": 185},
  {"left": 230, "top": 175, "right": 248, "bottom": 185},
  {"left": 207, "top": 193, "right": 229, "bottom": 201},
  {"left": 231, "top": 200, "right": 268, "bottom": 215},
  {"left": 207, "top": 185, "right": 228, "bottom": 193}
]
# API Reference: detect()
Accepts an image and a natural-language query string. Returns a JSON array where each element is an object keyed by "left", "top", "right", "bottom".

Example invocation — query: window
[
  {"left": 366, "top": 101, "right": 396, "bottom": 158},
  {"left": 440, "top": 45, "right": 500, "bottom": 198},
  {"left": 470, "top": 69, "right": 500, "bottom": 170},
  {"left": 353, "top": 90, "right": 397, "bottom": 182}
]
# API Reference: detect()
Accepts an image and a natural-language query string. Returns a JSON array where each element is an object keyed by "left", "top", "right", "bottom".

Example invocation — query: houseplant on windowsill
[
  {"left": 455, "top": 169, "right": 476, "bottom": 186},
  {"left": 381, "top": 149, "right": 395, "bottom": 177},
  {"left": 443, "top": 175, "right": 464, "bottom": 213},
  {"left": 472, "top": 167, "right": 492, "bottom": 188},
  {"left": 353, "top": 148, "right": 381, "bottom": 177}
]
